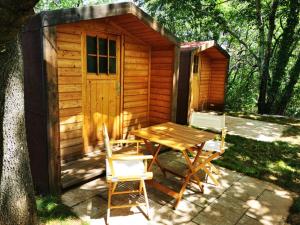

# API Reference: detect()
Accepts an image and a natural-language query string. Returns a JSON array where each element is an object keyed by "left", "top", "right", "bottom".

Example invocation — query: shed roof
[
  {"left": 24, "top": 2, "right": 179, "bottom": 46},
  {"left": 181, "top": 41, "right": 230, "bottom": 59}
]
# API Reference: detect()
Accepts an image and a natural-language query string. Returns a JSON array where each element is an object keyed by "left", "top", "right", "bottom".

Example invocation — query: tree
[
  {"left": 136, "top": 0, "right": 300, "bottom": 116},
  {"left": 0, "top": 0, "right": 39, "bottom": 224}
]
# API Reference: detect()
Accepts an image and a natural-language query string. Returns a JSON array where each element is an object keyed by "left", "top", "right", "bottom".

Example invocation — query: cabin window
[
  {"left": 86, "top": 35, "right": 117, "bottom": 75},
  {"left": 193, "top": 55, "right": 199, "bottom": 73}
]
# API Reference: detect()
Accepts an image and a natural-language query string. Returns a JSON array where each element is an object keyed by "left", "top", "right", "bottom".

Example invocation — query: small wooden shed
[
  {"left": 176, "top": 41, "right": 229, "bottom": 125},
  {"left": 22, "top": 2, "right": 180, "bottom": 193}
]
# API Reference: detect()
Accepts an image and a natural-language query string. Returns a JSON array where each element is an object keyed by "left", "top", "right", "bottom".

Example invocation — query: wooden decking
[{"left": 61, "top": 151, "right": 106, "bottom": 189}]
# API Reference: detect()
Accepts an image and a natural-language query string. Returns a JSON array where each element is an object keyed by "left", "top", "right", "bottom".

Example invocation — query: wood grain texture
[
  {"left": 57, "top": 24, "right": 83, "bottom": 160},
  {"left": 149, "top": 48, "right": 174, "bottom": 125},
  {"left": 122, "top": 37, "right": 150, "bottom": 134}
]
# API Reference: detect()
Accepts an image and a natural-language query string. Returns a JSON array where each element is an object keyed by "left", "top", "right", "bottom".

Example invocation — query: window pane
[
  {"left": 99, "top": 57, "right": 108, "bottom": 73},
  {"left": 109, "top": 40, "right": 116, "bottom": 56},
  {"left": 109, "top": 57, "right": 116, "bottom": 74},
  {"left": 87, "top": 56, "right": 97, "bottom": 73},
  {"left": 87, "top": 36, "right": 97, "bottom": 54},
  {"left": 99, "top": 38, "right": 107, "bottom": 55}
]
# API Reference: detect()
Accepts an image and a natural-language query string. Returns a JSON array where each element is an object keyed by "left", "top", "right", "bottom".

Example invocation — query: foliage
[
  {"left": 35, "top": 0, "right": 118, "bottom": 12},
  {"left": 36, "top": 195, "right": 88, "bottom": 225},
  {"left": 135, "top": 0, "right": 300, "bottom": 117},
  {"left": 214, "top": 135, "right": 300, "bottom": 194}
]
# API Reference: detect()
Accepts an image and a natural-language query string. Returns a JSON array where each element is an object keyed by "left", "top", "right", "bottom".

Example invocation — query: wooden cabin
[
  {"left": 176, "top": 41, "right": 229, "bottom": 125},
  {"left": 22, "top": 2, "right": 180, "bottom": 194}
]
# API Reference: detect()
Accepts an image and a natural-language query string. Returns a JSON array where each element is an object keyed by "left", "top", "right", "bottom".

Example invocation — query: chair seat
[
  {"left": 202, "top": 140, "right": 222, "bottom": 152},
  {"left": 106, "top": 159, "right": 145, "bottom": 177}
]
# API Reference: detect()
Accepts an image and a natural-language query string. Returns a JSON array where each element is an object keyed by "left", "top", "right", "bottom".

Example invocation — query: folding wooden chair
[
  {"left": 102, "top": 124, "right": 153, "bottom": 224},
  {"left": 190, "top": 112, "right": 227, "bottom": 186}
]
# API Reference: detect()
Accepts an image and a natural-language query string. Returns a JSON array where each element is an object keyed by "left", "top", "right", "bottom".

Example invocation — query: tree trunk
[
  {"left": 0, "top": 35, "right": 38, "bottom": 225},
  {"left": 275, "top": 53, "right": 300, "bottom": 115},
  {"left": 257, "top": 0, "right": 279, "bottom": 114},
  {"left": 265, "top": 0, "right": 299, "bottom": 113}
]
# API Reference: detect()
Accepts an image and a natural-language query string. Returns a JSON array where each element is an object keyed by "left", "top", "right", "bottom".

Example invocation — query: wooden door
[{"left": 84, "top": 33, "right": 121, "bottom": 151}]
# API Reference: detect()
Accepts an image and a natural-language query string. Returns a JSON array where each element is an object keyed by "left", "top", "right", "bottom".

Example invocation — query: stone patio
[{"left": 62, "top": 151, "right": 294, "bottom": 225}]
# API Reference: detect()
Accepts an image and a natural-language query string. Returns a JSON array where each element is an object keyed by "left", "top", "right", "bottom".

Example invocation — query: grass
[
  {"left": 215, "top": 135, "right": 300, "bottom": 194},
  {"left": 36, "top": 195, "right": 88, "bottom": 225}
]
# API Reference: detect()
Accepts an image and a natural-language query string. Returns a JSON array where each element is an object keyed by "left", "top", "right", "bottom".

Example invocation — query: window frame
[{"left": 86, "top": 33, "right": 119, "bottom": 77}]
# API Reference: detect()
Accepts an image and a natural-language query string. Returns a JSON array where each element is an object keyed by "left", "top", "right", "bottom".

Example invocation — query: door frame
[{"left": 82, "top": 31, "right": 122, "bottom": 152}]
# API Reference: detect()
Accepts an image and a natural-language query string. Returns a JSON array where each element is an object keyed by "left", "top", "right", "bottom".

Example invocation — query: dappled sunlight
[{"left": 61, "top": 149, "right": 294, "bottom": 225}]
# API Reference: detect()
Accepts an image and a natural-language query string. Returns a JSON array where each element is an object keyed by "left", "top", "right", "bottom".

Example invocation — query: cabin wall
[
  {"left": 149, "top": 48, "right": 174, "bottom": 124},
  {"left": 198, "top": 53, "right": 211, "bottom": 110},
  {"left": 56, "top": 26, "right": 83, "bottom": 162},
  {"left": 56, "top": 20, "right": 155, "bottom": 160},
  {"left": 123, "top": 37, "right": 150, "bottom": 136},
  {"left": 208, "top": 59, "right": 228, "bottom": 110}
]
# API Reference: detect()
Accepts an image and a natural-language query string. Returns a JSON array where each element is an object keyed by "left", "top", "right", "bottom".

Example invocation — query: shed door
[{"left": 85, "top": 34, "right": 121, "bottom": 150}]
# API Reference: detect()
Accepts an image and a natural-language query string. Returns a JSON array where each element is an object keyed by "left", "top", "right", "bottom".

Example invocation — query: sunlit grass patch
[
  {"left": 215, "top": 135, "right": 300, "bottom": 193},
  {"left": 36, "top": 195, "right": 88, "bottom": 225}
]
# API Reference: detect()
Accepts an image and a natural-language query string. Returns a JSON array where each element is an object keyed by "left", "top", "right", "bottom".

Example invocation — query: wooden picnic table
[{"left": 130, "top": 122, "right": 215, "bottom": 209}]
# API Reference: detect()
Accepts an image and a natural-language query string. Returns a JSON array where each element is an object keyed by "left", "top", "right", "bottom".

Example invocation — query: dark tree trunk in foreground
[
  {"left": 0, "top": 1, "right": 39, "bottom": 224},
  {"left": 276, "top": 53, "right": 300, "bottom": 115},
  {"left": 0, "top": 35, "right": 38, "bottom": 225}
]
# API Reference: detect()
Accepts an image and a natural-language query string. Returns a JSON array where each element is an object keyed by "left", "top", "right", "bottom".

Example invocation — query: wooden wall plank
[
  {"left": 122, "top": 37, "right": 150, "bottom": 134},
  {"left": 56, "top": 24, "right": 83, "bottom": 162},
  {"left": 149, "top": 47, "right": 174, "bottom": 124}
]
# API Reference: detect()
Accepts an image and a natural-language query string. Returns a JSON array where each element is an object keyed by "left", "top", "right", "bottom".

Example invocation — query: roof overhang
[
  {"left": 181, "top": 41, "right": 230, "bottom": 59},
  {"left": 24, "top": 2, "right": 179, "bottom": 46}
]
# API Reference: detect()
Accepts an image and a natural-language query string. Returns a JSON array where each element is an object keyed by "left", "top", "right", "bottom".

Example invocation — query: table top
[{"left": 130, "top": 122, "right": 216, "bottom": 151}]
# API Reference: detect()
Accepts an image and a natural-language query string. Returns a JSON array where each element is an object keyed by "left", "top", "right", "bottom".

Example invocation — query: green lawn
[
  {"left": 215, "top": 135, "right": 300, "bottom": 193},
  {"left": 37, "top": 195, "right": 88, "bottom": 225}
]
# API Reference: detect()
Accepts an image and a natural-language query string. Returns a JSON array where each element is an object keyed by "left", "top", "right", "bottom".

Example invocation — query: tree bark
[
  {"left": 257, "top": 0, "right": 279, "bottom": 114},
  {"left": 0, "top": 35, "right": 38, "bottom": 225},
  {"left": 0, "top": 1, "right": 39, "bottom": 224},
  {"left": 275, "top": 52, "right": 300, "bottom": 115},
  {"left": 265, "top": 0, "right": 300, "bottom": 113}
]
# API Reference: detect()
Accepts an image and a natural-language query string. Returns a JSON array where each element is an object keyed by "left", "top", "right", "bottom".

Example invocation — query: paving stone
[
  {"left": 72, "top": 195, "right": 106, "bottom": 223},
  {"left": 225, "top": 176, "right": 266, "bottom": 202},
  {"left": 246, "top": 189, "right": 293, "bottom": 225},
  {"left": 193, "top": 207, "right": 241, "bottom": 225},
  {"left": 193, "top": 194, "right": 249, "bottom": 225},
  {"left": 152, "top": 199, "right": 202, "bottom": 225},
  {"left": 236, "top": 215, "right": 265, "bottom": 225},
  {"left": 62, "top": 178, "right": 107, "bottom": 207}
]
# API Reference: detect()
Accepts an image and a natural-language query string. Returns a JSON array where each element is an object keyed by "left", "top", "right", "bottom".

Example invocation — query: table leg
[
  {"left": 182, "top": 150, "right": 204, "bottom": 192},
  {"left": 143, "top": 139, "right": 166, "bottom": 176}
]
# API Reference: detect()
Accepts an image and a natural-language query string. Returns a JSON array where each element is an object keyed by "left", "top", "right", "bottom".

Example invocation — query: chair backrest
[
  {"left": 190, "top": 112, "right": 227, "bottom": 152},
  {"left": 190, "top": 112, "right": 225, "bottom": 133},
  {"left": 103, "top": 123, "right": 112, "bottom": 158},
  {"left": 103, "top": 123, "right": 115, "bottom": 176}
]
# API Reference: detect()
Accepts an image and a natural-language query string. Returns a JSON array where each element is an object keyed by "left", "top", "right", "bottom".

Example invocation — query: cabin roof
[
  {"left": 181, "top": 41, "right": 230, "bottom": 59},
  {"left": 24, "top": 2, "right": 179, "bottom": 46}
]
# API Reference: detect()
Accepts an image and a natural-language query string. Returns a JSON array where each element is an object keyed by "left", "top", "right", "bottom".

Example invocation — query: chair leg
[
  {"left": 107, "top": 182, "right": 112, "bottom": 224},
  {"left": 139, "top": 180, "right": 143, "bottom": 195},
  {"left": 203, "top": 167, "right": 219, "bottom": 186},
  {"left": 208, "top": 162, "right": 220, "bottom": 175},
  {"left": 112, "top": 182, "right": 118, "bottom": 193},
  {"left": 141, "top": 180, "right": 150, "bottom": 220}
]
